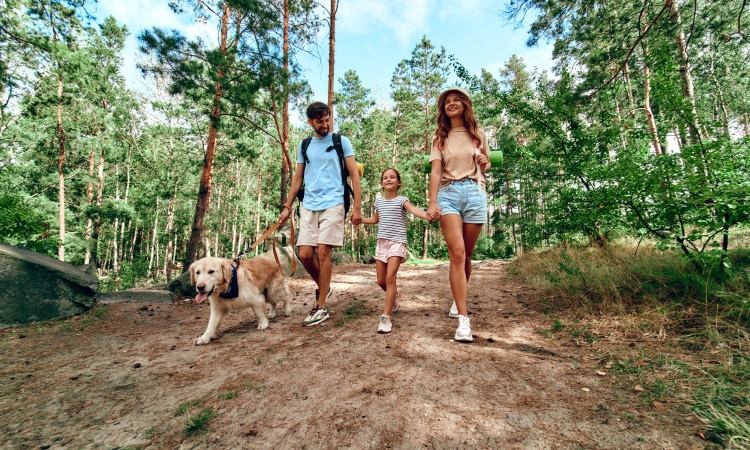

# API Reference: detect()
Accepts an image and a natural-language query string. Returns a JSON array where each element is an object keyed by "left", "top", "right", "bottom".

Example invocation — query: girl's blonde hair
[{"left": 434, "top": 88, "right": 481, "bottom": 150}]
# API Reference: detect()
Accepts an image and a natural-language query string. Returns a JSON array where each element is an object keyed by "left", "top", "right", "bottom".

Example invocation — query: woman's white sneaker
[
  {"left": 449, "top": 301, "right": 459, "bottom": 318},
  {"left": 455, "top": 315, "right": 473, "bottom": 342}
]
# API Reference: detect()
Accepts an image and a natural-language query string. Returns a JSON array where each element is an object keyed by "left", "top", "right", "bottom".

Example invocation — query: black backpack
[{"left": 295, "top": 133, "right": 353, "bottom": 215}]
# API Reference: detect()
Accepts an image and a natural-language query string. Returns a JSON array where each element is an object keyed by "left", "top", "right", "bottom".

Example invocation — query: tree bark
[
  {"left": 669, "top": 0, "right": 702, "bottom": 143},
  {"left": 90, "top": 150, "right": 105, "bottom": 273},
  {"left": 183, "top": 3, "right": 230, "bottom": 270},
  {"left": 642, "top": 60, "right": 663, "bottom": 155},
  {"left": 327, "top": 0, "right": 337, "bottom": 121},
  {"left": 56, "top": 73, "right": 66, "bottom": 261},
  {"left": 84, "top": 148, "right": 95, "bottom": 265}
]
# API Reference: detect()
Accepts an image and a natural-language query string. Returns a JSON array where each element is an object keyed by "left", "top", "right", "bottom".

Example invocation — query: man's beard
[{"left": 316, "top": 126, "right": 329, "bottom": 136}]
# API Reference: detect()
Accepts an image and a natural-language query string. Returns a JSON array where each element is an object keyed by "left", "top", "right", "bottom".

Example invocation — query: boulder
[
  {"left": 167, "top": 270, "right": 196, "bottom": 299},
  {"left": 0, "top": 243, "right": 98, "bottom": 328}
]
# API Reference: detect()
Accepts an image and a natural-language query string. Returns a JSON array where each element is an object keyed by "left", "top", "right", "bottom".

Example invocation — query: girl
[
  {"left": 426, "top": 87, "right": 491, "bottom": 343},
  {"left": 361, "top": 168, "right": 430, "bottom": 333}
]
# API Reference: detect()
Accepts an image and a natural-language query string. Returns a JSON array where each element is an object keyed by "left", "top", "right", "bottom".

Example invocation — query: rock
[
  {"left": 331, "top": 251, "right": 353, "bottom": 265},
  {"left": 0, "top": 243, "right": 98, "bottom": 328},
  {"left": 166, "top": 270, "right": 195, "bottom": 299}
]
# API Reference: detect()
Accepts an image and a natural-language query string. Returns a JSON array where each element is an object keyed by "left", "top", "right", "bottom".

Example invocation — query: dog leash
[{"left": 237, "top": 214, "right": 296, "bottom": 276}]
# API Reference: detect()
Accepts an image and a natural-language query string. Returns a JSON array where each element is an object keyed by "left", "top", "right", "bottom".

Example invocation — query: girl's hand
[{"left": 426, "top": 205, "right": 441, "bottom": 222}]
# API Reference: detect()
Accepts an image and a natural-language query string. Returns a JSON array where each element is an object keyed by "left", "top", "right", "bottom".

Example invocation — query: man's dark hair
[{"left": 306, "top": 101, "right": 330, "bottom": 119}]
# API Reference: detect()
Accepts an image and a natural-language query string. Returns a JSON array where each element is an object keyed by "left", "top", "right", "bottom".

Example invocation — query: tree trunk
[
  {"left": 113, "top": 164, "right": 120, "bottom": 290},
  {"left": 255, "top": 167, "right": 262, "bottom": 256},
  {"left": 163, "top": 188, "right": 176, "bottom": 282},
  {"left": 642, "top": 61, "right": 663, "bottom": 155},
  {"left": 56, "top": 73, "right": 66, "bottom": 261},
  {"left": 327, "top": 0, "right": 337, "bottom": 121},
  {"left": 183, "top": 3, "right": 230, "bottom": 270},
  {"left": 670, "top": 0, "right": 702, "bottom": 143},
  {"left": 91, "top": 150, "right": 105, "bottom": 273},
  {"left": 84, "top": 147, "right": 95, "bottom": 265},
  {"left": 148, "top": 197, "right": 159, "bottom": 279},
  {"left": 278, "top": 0, "right": 292, "bottom": 206}
]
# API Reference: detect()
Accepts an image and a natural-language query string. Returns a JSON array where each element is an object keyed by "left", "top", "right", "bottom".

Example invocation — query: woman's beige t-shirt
[{"left": 429, "top": 127, "right": 490, "bottom": 189}]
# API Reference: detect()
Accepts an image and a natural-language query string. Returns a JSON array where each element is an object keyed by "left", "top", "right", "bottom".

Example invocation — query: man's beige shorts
[{"left": 297, "top": 204, "right": 345, "bottom": 247}]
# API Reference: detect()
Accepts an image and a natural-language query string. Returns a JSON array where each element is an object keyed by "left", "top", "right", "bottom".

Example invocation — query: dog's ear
[
  {"left": 189, "top": 262, "right": 196, "bottom": 285},
  {"left": 222, "top": 260, "right": 234, "bottom": 285}
]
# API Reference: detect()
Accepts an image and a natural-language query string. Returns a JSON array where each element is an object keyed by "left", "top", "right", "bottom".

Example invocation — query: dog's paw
[
  {"left": 267, "top": 308, "right": 277, "bottom": 319},
  {"left": 194, "top": 336, "right": 212, "bottom": 345},
  {"left": 257, "top": 321, "right": 269, "bottom": 331},
  {"left": 283, "top": 304, "right": 292, "bottom": 316}
]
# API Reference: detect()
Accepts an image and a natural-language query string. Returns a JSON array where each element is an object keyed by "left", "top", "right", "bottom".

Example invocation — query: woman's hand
[
  {"left": 474, "top": 152, "right": 490, "bottom": 172},
  {"left": 426, "top": 204, "right": 441, "bottom": 222}
]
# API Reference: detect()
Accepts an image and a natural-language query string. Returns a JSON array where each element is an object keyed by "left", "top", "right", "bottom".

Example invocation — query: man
[{"left": 279, "top": 102, "right": 362, "bottom": 326}]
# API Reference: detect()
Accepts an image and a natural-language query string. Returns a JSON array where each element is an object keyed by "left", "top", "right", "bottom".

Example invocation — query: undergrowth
[{"left": 510, "top": 241, "right": 750, "bottom": 446}]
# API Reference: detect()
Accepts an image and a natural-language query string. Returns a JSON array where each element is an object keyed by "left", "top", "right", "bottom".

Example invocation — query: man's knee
[{"left": 298, "top": 247, "right": 315, "bottom": 263}]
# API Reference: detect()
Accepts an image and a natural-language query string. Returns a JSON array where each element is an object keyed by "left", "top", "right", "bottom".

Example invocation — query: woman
[{"left": 426, "top": 87, "right": 491, "bottom": 343}]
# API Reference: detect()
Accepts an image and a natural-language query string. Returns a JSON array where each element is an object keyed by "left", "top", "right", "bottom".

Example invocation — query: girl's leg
[
  {"left": 440, "top": 214, "right": 469, "bottom": 316},
  {"left": 462, "top": 223, "right": 484, "bottom": 283},
  {"left": 375, "top": 260, "right": 387, "bottom": 292},
  {"left": 383, "top": 256, "right": 401, "bottom": 315}
]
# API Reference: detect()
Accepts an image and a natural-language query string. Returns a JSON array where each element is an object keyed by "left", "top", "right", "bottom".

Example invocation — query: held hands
[
  {"left": 426, "top": 204, "right": 441, "bottom": 222},
  {"left": 350, "top": 206, "right": 362, "bottom": 225}
]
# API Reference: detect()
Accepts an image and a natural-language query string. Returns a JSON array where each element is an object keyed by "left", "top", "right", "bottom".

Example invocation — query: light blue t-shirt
[{"left": 297, "top": 133, "right": 354, "bottom": 211}]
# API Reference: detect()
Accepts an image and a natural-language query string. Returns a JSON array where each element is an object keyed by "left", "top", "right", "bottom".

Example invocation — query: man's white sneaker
[
  {"left": 455, "top": 315, "right": 473, "bottom": 342},
  {"left": 449, "top": 301, "right": 459, "bottom": 318}
]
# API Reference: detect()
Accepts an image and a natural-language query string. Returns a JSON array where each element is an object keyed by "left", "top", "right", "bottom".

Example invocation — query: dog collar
[{"left": 219, "top": 265, "right": 239, "bottom": 299}]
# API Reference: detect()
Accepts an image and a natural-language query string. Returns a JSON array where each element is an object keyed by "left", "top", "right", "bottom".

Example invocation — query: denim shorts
[{"left": 437, "top": 179, "right": 487, "bottom": 224}]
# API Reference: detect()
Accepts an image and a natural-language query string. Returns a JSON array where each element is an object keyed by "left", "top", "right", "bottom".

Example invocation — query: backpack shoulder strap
[
  {"left": 300, "top": 137, "right": 312, "bottom": 164},
  {"left": 332, "top": 133, "right": 343, "bottom": 159}
]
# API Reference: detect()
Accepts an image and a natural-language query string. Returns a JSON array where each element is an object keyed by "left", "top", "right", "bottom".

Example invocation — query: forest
[
  {"left": 1, "top": 0, "right": 749, "bottom": 444},
  {"left": 0, "top": 0, "right": 747, "bottom": 286}
]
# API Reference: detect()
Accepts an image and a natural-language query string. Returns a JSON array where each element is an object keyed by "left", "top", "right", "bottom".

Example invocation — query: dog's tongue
[{"left": 195, "top": 292, "right": 209, "bottom": 304}]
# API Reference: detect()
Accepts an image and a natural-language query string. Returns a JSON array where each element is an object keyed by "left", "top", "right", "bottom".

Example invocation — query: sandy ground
[{"left": 0, "top": 260, "right": 709, "bottom": 449}]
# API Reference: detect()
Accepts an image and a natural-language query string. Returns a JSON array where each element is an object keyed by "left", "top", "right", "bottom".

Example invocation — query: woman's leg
[
  {"left": 462, "top": 223, "right": 484, "bottom": 283},
  {"left": 440, "top": 214, "right": 469, "bottom": 316}
]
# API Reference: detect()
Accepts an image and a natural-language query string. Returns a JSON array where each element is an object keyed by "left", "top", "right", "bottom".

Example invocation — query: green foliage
[
  {"left": 692, "top": 355, "right": 750, "bottom": 445},
  {"left": 334, "top": 299, "right": 369, "bottom": 326},
  {"left": 0, "top": 194, "right": 57, "bottom": 255},
  {"left": 511, "top": 242, "right": 750, "bottom": 331},
  {"left": 183, "top": 408, "right": 217, "bottom": 435}
]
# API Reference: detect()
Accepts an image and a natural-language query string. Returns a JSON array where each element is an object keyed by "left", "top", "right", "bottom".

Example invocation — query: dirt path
[{"left": 0, "top": 261, "right": 706, "bottom": 449}]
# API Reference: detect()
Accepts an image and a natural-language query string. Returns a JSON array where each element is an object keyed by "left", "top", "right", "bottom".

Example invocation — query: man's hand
[
  {"left": 278, "top": 205, "right": 292, "bottom": 224},
  {"left": 350, "top": 206, "right": 362, "bottom": 225}
]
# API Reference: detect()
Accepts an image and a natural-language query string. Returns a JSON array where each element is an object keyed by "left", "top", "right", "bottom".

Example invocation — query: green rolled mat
[{"left": 424, "top": 151, "right": 503, "bottom": 173}]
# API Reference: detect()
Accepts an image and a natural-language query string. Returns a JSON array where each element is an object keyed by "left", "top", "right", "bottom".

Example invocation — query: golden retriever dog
[{"left": 189, "top": 256, "right": 292, "bottom": 345}]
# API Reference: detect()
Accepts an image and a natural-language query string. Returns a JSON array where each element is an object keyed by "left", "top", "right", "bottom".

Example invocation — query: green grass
[
  {"left": 691, "top": 355, "right": 750, "bottom": 445},
  {"left": 218, "top": 391, "right": 239, "bottom": 400},
  {"left": 510, "top": 241, "right": 750, "bottom": 445},
  {"left": 176, "top": 399, "right": 204, "bottom": 416},
  {"left": 334, "top": 299, "right": 368, "bottom": 326},
  {"left": 404, "top": 258, "right": 442, "bottom": 265},
  {"left": 183, "top": 408, "right": 217, "bottom": 435}
]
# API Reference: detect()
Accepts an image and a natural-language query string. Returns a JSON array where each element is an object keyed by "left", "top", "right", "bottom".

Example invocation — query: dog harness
[{"left": 219, "top": 265, "right": 239, "bottom": 299}]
